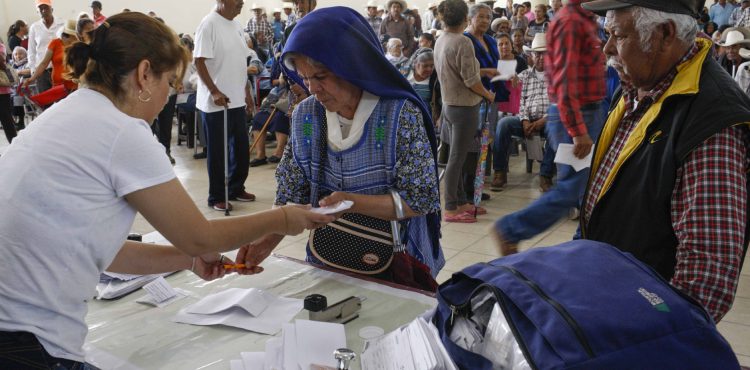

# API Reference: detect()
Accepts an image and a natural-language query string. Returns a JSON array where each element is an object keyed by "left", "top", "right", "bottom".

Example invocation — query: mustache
[{"left": 606, "top": 57, "right": 622, "bottom": 69}]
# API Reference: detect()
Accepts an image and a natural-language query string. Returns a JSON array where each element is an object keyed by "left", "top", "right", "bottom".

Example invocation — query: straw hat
[
  {"left": 523, "top": 32, "right": 547, "bottom": 52},
  {"left": 386, "top": 0, "right": 407, "bottom": 10},
  {"left": 273, "top": 8, "right": 281, "bottom": 14},
  {"left": 282, "top": 2, "right": 294, "bottom": 9},
  {"left": 250, "top": 3, "right": 263, "bottom": 10},
  {"left": 61, "top": 19, "right": 77, "bottom": 37},
  {"left": 491, "top": 16, "right": 511, "bottom": 33},
  {"left": 366, "top": 0, "right": 379, "bottom": 8},
  {"left": 428, "top": 2, "right": 437, "bottom": 9},
  {"left": 718, "top": 27, "right": 750, "bottom": 47}
]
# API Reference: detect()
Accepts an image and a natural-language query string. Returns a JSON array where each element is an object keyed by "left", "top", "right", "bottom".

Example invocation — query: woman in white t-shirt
[{"left": 0, "top": 13, "right": 334, "bottom": 369}]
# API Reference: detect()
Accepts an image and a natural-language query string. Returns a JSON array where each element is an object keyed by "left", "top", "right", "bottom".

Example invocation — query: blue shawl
[
  {"left": 281, "top": 6, "right": 442, "bottom": 248},
  {"left": 464, "top": 31, "right": 508, "bottom": 102}
]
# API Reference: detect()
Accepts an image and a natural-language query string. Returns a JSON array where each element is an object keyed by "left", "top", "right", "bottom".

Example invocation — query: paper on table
[
  {"left": 490, "top": 59, "right": 518, "bottom": 82},
  {"left": 282, "top": 323, "right": 298, "bottom": 370},
  {"left": 264, "top": 338, "right": 283, "bottom": 370},
  {"left": 295, "top": 319, "right": 346, "bottom": 370},
  {"left": 142, "top": 277, "right": 176, "bottom": 301},
  {"left": 310, "top": 200, "right": 354, "bottom": 215},
  {"left": 185, "top": 288, "right": 270, "bottom": 317},
  {"left": 241, "top": 352, "right": 265, "bottom": 370},
  {"left": 554, "top": 143, "right": 593, "bottom": 172},
  {"left": 172, "top": 290, "right": 303, "bottom": 335},
  {"left": 136, "top": 288, "right": 190, "bottom": 308},
  {"left": 230, "top": 359, "right": 246, "bottom": 370}
]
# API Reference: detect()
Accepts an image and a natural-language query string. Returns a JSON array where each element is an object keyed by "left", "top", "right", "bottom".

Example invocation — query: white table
[{"left": 84, "top": 254, "right": 437, "bottom": 370}]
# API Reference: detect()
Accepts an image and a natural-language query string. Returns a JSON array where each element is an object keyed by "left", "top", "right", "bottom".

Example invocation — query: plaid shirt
[
  {"left": 518, "top": 69, "right": 549, "bottom": 122},
  {"left": 245, "top": 17, "right": 273, "bottom": 48},
  {"left": 737, "top": 7, "right": 750, "bottom": 27},
  {"left": 584, "top": 44, "right": 749, "bottom": 322},
  {"left": 545, "top": 0, "right": 606, "bottom": 138}
]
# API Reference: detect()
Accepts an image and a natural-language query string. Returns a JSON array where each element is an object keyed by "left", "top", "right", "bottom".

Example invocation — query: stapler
[{"left": 304, "top": 294, "right": 363, "bottom": 324}]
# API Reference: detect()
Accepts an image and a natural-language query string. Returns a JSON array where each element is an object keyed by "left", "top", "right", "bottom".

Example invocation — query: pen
[{"left": 223, "top": 264, "right": 246, "bottom": 269}]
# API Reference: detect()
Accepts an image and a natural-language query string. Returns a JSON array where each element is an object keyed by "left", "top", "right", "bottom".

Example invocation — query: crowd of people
[{"left": 0, "top": 0, "right": 749, "bottom": 368}]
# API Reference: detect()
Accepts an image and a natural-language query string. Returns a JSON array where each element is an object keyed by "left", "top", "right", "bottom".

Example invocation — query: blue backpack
[{"left": 433, "top": 240, "right": 740, "bottom": 370}]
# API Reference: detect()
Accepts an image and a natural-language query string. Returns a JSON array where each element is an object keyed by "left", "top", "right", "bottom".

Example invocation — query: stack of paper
[
  {"left": 360, "top": 317, "right": 456, "bottom": 370},
  {"left": 172, "top": 288, "right": 303, "bottom": 335},
  {"left": 96, "top": 271, "right": 174, "bottom": 300},
  {"left": 228, "top": 319, "right": 347, "bottom": 370}
]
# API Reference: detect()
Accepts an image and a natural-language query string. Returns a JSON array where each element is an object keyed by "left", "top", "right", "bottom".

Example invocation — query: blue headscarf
[
  {"left": 281, "top": 6, "right": 438, "bottom": 159},
  {"left": 282, "top": 6, "right": 442, "bottom": 251}
]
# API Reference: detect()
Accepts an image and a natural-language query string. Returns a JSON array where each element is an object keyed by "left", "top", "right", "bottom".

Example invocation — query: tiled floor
[{"left": 1, "top": 124, "right": 749, "bottom": 364}]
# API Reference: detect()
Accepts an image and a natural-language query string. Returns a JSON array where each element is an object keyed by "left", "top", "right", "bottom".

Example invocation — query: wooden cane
[{"left": 249, "top": 107, "right": 278, "bottom": 155}]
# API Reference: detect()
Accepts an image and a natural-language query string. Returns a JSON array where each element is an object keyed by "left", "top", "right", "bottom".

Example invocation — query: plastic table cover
[{"left": 83, "top": 254, "right": 437, "bottom": 370}]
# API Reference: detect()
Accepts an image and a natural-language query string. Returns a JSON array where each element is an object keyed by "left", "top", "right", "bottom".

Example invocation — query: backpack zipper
[
  {"left": 442, "top": 283, "right": 538, "bottom": 370},
  {"left": 498, "top": 265, "right": 596, "bottom": 358}
]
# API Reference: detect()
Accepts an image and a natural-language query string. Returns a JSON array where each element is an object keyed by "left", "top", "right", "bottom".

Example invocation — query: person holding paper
[
  {"left": 491, "top": 33, "right": 555, "bottom": 193},
  {"left": 493, "top": 0, "right": 606, "bottom": 255},
  {"left": 0, "top": 13, "right": 334, "bottom": 369},
  {"left": 234, "top": 7, "right": 445, "bottom": 286},
  {"left": 435, "top": 0, "right": 495, "bottom": 223},
  {"left": 577, "top": 0, "right": 749, "bottom": 323}
]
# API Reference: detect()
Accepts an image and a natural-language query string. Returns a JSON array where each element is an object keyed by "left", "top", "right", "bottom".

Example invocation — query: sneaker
[
  {"left": 211, "top": 202, "right": 233, "bottom": 211},
  {"left": 490, "top": 172, "right": 507, "bottom": 192},
  {"left": 249, "top": 157, "right": 268, "bottom": 167},
  {"left": 230, "top": 191, "right": 256, "bottom": 202},
  {"left": 539, "top": 175, "right": 553, "bottom": 193}
]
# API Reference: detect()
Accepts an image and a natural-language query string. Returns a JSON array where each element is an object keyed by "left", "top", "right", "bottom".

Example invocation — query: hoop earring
[{"left": 138, "top": 89, "right": 152, "bottom": 103}]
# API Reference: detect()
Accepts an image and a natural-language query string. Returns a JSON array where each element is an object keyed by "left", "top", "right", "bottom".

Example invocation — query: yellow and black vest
[{"left": 582, "top": 39, "right": 750, "bottom": 280}]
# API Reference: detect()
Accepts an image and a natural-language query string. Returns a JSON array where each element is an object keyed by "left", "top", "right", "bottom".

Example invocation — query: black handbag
[{"left": 310, "top": 212, "right": 395, "bottom": 274}]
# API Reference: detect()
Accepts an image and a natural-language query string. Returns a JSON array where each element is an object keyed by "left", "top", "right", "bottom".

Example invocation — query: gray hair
[
  {"left": 607, "top": 7, "right": 697, "bottom": 52},
  {"left": 12, "top": 46, "right": 27, "bottom": 56},
  {"left": 469, "top": 3, "right": 492, "bottom": 19},
  {"left": 387, "top": 37, "right": 403, "bottom": 49},
  {"left": 282, "top": 51, "right": 326, "bottom": 71},
  {"left": 413, "top": 48, "right": 434, "bottom": 65}
]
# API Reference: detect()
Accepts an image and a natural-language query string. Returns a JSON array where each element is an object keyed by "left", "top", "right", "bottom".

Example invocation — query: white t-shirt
[
  {"left": 27, "top": 17, "right": 64, "bottom": 71},
  {"left": 0, "top": 89, "right": 176, "bottom": 361},
  {"left": 194, "top": 10, "right": 252, "bottom": 113}
]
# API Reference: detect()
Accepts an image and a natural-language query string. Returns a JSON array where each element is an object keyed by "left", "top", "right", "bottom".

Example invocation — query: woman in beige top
[{"left": 433, "top": 0, "right": 494, "bottom": 223}]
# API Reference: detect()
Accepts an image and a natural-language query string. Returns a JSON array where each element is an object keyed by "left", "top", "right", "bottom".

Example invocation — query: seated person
[
  {"left": 235, "top": 7, "right": 445, "bottom": 289},
  {"left": 492, "top": 33, "right": 555, "bottom": 192},
  {"left": 385, "top": 38, "right": 409, "bottom": 76},
  {"left": 250, "top": 86, "right": 291, "bottom": 166}
]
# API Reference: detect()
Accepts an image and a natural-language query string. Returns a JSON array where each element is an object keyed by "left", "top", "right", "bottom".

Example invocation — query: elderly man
[
  {"left": 717, "top": 27, "right": 750, "bottom": 77},
  {"left": 579, "top": 0, "right": 750, "bottom": 323},
  {"left": 729, "top": 0, "right": 749, "bottom": 25},
  {"left": 422, "top": 2, "right": 437, "bottom": 31},
  {"left": 27, "top": 0, "right": 64, "bottom": 94},
  {"left": 246, "top": 4, "right": 273, "bottom": 53},
  {"left": 493, "top": 33, "right": 555, "bottom": 193},
  {"left": 282, "top": 2, "right": 296, "bottom": 28},
  {"left": 380, "top": 0, "right": 415, "bottom": 57},
  {"left": 366, "top": 1, "right": 382, "bottom": 35},
  {"left": 195, "top": 0, "right": 256, "bottom": 211},
  {"left": 270, "top": 8, "right": 284, "bottom": 43},
  {"left": 90, "top": 1, "right": 107, "bottom": 26},
  {"left": 494, "top": 0, "right": 605, "bottom": 253}
]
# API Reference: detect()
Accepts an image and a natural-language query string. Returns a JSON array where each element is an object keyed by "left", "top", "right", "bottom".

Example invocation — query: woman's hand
[
  {"left": 232, "top": 234, "right": 285, "bottom": 275},
  {"left": 280, "top": 205, "right": 336, "bottom": 235},
  {"left": 23, "top": 76, "right": 36, "bottom": 88},
  {"left": 510, "top": 75, "right": 520, "bottom": 88},
  {"left": 191, "top": 254, "right": 228, "bottom": 281}
]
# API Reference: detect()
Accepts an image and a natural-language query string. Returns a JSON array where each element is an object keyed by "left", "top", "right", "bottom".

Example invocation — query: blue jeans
[
  {"left": 201, "top": 107, "right": 249, "bottom": 205},
  {"left": 493, "top": 116, "right": 555, "bottom": 177},
  {"left": 495, "top": 103, "right": 605, "bottom": 243}
]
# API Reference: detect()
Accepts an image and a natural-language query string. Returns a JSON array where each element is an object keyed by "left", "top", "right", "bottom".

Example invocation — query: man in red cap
[
  {"left": 580, "top": 0, "right": 750, "bottom": 323},
  {"left": 27, "top": 0, "right": 64, "bottom": 94}
]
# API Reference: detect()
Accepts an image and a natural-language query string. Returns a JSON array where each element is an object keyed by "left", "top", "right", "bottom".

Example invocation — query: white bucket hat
[{"left": 523, "top": 32, "right": 547, "bottom": 52}]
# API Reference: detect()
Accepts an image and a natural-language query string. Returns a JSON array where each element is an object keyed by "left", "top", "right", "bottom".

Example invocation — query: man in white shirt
[
  {"left": 422, "top": 3, "right": 437, "bottom": 32},
  {"left": 194, "top": 0, "right": 255, "bottom": 211},
  {"left": 27, "top": 0, "right": 64, "bottom": 94}
]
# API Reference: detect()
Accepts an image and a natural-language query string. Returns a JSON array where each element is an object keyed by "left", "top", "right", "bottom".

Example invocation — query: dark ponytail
[
  {"left": 64, "top": 12, "right": 189, "bottom": 99},
  {"left": 6, "top": 20, "right": 25, "bottom": 41}
]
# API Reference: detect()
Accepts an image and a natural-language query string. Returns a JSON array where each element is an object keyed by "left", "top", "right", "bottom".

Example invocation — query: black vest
[{"left": 582, "top": 52, "right": 750, "bottom": 281}]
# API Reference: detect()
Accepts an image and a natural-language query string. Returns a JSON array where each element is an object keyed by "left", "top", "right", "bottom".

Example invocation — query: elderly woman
[
  {"left": 235, "top": 7, "right": 445, "bottom": 287},
  {"left": 407, "top": 48, "right": 441, "bottom": 124},
  {"left": 10, "top": 46, "right": 30, "bottom": 130},
  {"left": 434, "top": 0, "right": 495, "bottom": 223}
]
